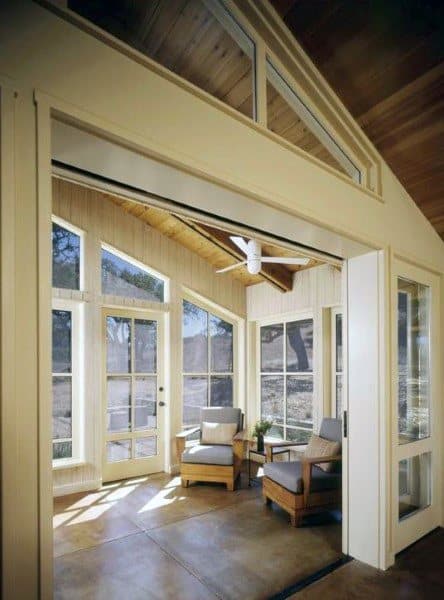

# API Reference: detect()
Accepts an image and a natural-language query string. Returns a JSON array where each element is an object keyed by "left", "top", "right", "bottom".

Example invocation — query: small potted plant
[{"left": 252, "top": 419, "right": 273, "bottom": 452}]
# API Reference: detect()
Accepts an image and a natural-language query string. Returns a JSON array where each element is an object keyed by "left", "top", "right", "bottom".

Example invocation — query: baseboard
[{"left": 53, "top": 478, "right": 102, "bottom": 498}]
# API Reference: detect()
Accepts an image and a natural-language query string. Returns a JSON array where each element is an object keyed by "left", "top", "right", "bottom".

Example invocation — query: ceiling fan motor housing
[{"left": 247, "top": 239, "right": 262, "bottom": 274}]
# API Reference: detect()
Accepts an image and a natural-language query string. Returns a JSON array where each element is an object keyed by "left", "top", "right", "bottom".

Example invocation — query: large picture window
[
  {"left": 182, "top": 299, "right": 234, "bottom": 425},
  {"left": 260, "top": 317, "right": 313, "bottom": 442}
]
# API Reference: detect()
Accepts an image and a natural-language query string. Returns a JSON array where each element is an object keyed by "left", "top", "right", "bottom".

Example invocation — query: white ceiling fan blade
[
  {"left": 261, "top": 257, "right": 310, "bottom": 265},
  {"left": 216, "top": 260, "right": 247, "bottom": 274},
  {"left": 229, "top": 236, "right": 249, "bottom": 255}
]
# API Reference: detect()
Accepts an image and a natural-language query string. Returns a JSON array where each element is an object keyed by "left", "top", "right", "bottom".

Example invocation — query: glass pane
[
  {"left": 107, "top": 440, "right": 131, "bottom": 463},
  {"left": 52, "top": 310, "right": 72, "bottom": 373},
  {"left": 266, "top": 60, "right": 352, "bottom": 178},
  {"left": 134, "top": 377, "right": 157, "bottom": 430},
  {"left": 287, "top": 428, "right": 312, "bottom": 443},
  {"left": 135, "top": 319, "right": 157, "bottom": 373},
  {"left": 286, "top": 319, "right": 313, "bottom": 372},
  {"left": 261, "top": 375, "right": 284, "bottom": 424},
  {"left": 135, "top": 437, "right": 157, "bottom": 459},
  {"left": 101, "top": 248, "right": 164, "bottom": 301},
  {"left": 336, "top": 313, "right": 343, "bottom": 372},
  {"left": 52, "top": 222, "right": 80, "bottom": 290},
  {"left": 268, "top": 425, "right": 284, "bottom": 440},
  {"left": 183, "top": 300, "right": 208, "bottom": 373},
  {"left": 286, "top": 376, "right": 313, "bottom": 429},
  {"left": 399, "top": 452, "right": 431, "bottom": 520},
  {"left": 183, "top": 376, "right": 208, "bottom": 426},
  {"left": 107, "top": 377, "right": 131, "bottom": 433},
  {"left": 261, "top": 324, "right": 284, "bottom": 372},
  {"left": 52, "top": 376, "right": 72, "bottom": 440},
  {"left": 106, "top": 316, "right": 131, "bottom": 373},
  {"left": 336, "top": 374, "right": 343, "bottom": 417},
  {"left": 398, "top": 279, "right": 430, "bottom": 444},
  {"left": 70, "top": 0, "right": 255, "bottom": 119},
  {"left": 53, "top": 441, "right": 72, "bottom": 460},
  {"left": 210, "top": 376, "right": 233, "bottom": 407},
  {"left": 210, "top": 314, "right": 233, "bottom": 372}
]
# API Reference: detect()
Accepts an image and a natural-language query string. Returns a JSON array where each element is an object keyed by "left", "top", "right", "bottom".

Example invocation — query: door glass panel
[
  {"left": 52, "top": 376, "right": 72, "bottom": 440},
  {"left": 210, "top": 315, "right": 233, "bottom": 372},
  {"left": 397, "top": 279, "right": 430, "bottom": 444},
  {"left": 286, "top": 375, "right": 313, "bottom": 429},
  {"left": 53, "top": 441, "right": 72, "bottom": 460},
  {"left": 135, "top": 319, "right": 157, "bottom": 373},
  {"left": 261, "top": 375, "right": 284, "bottom": 424},
  {"left": 107, "top": 377, "right": 131, "bottom": 433},
  {"left": 106, "top": 317, "right": 131, "bottom": 373},
  {"left": 183, "top": 376, "right": 208, "bottom": 426},
  {"left": 261, "top": 324, "right": 284, "bottom": 372},
  {"left": 135, "top": 437, "right": 157, "bottom": 459},
  {"left": 134, "top": 377, "right": 157, "bottom": 430},
  {"left": 399, "top": 452, "right": 431, "bottom": 520},
  {"left": 107, "top": 440, "right": 131, "bottom": 463},
  {"left": 336, "top": 374, "right": 343, "bottom": 417},
  {"left": 210, "top": 375, "right": 233, "bottom": 407},
  {"left": 183, "top": 300, "right": 208, "bottom": 373},
  {"left": 286, "top": 319, "right": 313, "bottom": 372}
]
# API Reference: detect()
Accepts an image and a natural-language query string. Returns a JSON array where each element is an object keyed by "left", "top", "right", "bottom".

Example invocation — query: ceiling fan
[{"left": 216, "top": 237, "right": 310, "bottom": 275}]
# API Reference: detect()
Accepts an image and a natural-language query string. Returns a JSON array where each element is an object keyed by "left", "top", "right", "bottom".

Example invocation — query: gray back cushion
[
  {"left": 200, "top": 407, "right": 243, "bottom": 433},
  {"left": 319, "top": 418, "right": 342, "bottom": 443}
]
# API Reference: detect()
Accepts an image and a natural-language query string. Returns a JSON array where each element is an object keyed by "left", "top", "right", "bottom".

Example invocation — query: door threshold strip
[{"left": 269, "top": 555, "right": 353, "bottom": 599}]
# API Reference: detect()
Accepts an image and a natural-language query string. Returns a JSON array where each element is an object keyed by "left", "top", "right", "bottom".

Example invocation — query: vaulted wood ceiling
[
  {"left": 270, "top": 0, "right": 444, "bottom": 241},
  {"left": 108, "top": 195, "right": 320, "bottom": 291}
]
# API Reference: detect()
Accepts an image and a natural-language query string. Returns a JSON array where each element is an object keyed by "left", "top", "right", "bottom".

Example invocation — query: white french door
[
  {"left": 103, "top": 308, "right": 165, "bottom": 482},
  {"left": 392, "top": 260, "right": 441, "bottom": 552}
]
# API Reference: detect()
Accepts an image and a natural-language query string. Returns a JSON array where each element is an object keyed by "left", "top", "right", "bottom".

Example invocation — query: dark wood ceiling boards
[
  {"left": 68, "top": 0, "right": 350, "bottom": 177},
  {"left": 270, "top": 0, "right": 444, "bottom": 240}
]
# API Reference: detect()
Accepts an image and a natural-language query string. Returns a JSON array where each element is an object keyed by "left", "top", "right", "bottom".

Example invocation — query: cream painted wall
[
  {"left": 0, "top": 2, "right": 443, "bottom": 597},
  {"left": 246, "top": 265, "right": 342, "bottom": 431},
  {"left": 52, "top": 178, "right": 246, "bottom": 495}
]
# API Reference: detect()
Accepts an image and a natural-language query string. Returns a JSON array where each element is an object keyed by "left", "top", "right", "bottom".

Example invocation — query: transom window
[
  {"left": 260, "top": 317, "right": 314, "bottom": 442},
  {"left": 101, "top": 245, "right": 166, "bottom": 302},
  {"left": 52, "top": 218, "right": 82, "bottom": 290},
  {"left": 182, "top": 299, "right": 234, "bottom": 426}
]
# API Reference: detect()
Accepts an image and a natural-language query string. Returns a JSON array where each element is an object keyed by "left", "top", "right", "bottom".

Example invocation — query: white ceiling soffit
[{"left": 51, "top": 120, "right": 371, "bottom": 260}]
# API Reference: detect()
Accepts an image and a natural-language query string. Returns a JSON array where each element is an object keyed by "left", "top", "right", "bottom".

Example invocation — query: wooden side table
[{"left": 248, "top": 441, "right": 291, "bottom": 486}]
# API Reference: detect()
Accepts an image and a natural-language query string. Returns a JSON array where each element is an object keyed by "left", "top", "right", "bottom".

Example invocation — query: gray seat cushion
[
  {"left": 319, "top": 418, "right": 342, "bottom": 443},
  {"left": 264, "top": 461, "right": 341, "bottom": 494},
  {"left": 182, "top": 444, "right": 233, "bottom": 466}
]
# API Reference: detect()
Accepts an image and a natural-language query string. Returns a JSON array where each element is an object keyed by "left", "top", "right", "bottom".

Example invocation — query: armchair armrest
[
  {"left": 176, "top": 427, "right": 200, "bottom": 460},
  {"left": 233, "top": 429, "right": 248, "bottom": 441},
  {"left": 301, "top": 455, "right": 342, "bottom": 507}
]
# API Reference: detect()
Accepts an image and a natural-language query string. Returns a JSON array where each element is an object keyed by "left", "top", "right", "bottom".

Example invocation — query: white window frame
[
  {"left": 52, "top": 214, "right": 85, "bottom": 291},
  {"left": 331, "top": 307, "right": 343, "bottom": 418},
  {"left": 181, "top": 290, "right": 241, "bottom": 428},
  {"left": 52, "top": 297, "right": 84, "bottom": 469},
  {"left": 256, "top": 311, "right": 314, "bottom": 441},
  {"left": 101, "top": 242, "right": 170, "bottom": 303}
]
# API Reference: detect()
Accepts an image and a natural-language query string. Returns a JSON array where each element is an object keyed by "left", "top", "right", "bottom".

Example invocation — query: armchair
[
  {"left": 176, "top": 407, "right": 246, "bottom": 491},
  {"left": 263, "top": 418, "right": 342, "bottom": 526}
]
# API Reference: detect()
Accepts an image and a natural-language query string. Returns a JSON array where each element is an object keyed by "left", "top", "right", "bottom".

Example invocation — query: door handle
[
  {"left": 159, "top": 386, "right": 164, "bottom": 392},
  {"left": 158, "top": 401, "right": 166, "bottom": 407}
]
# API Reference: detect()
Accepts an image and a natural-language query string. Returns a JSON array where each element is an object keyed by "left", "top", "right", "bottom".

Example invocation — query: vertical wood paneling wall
[
  {"left": 52, "top": 178, "right": 246, "bottom": 495},
  {"left": 246, "top": 265, "right": 342, "bottom": 431}
]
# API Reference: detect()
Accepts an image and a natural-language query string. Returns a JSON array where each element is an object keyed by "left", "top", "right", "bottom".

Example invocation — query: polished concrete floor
[
  {"left": 54, "top": 468, "right": 342, "bottom": 599},
  {"left": 294, "top": 528, "right": 444, "bottom": 599}
]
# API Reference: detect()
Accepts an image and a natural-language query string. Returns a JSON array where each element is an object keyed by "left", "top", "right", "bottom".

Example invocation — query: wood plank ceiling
[
  {"left": 271, "top": 0, "right": 444, "bottom": 241},
  {"left": 108, "top": 195, "right": 320, "bottom": 291},
  {"left": 69, "top": 0, "right": 347, "bottom": 174}
]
